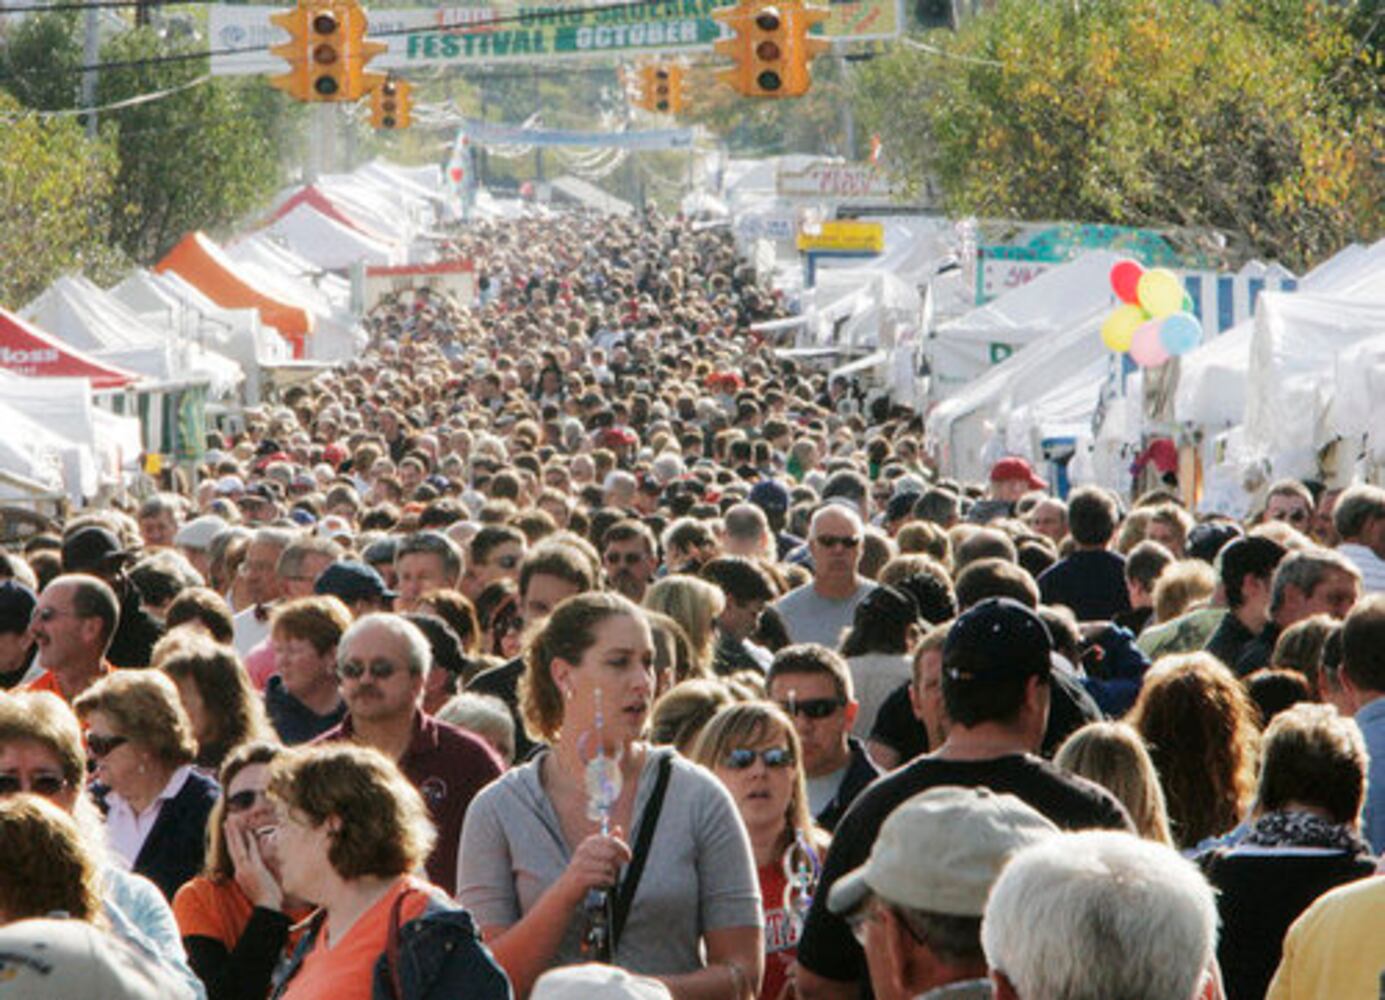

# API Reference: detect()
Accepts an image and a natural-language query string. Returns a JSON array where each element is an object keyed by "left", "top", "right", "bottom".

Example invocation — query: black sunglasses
[
  {"left": 0, "top": 773, "right": 69, "bottom": 797},
  {"left": 723, "top": 747, "right": 795, "bottom": 770},
  {"left": 86, "top": 734, "right": 129, "bottom": 758},
  {"left": 336, "top": 660, "right": 401, "bottom": 682},
  {"left": 226, "top": 788, "right": 269, "bottom": 814},
  {"left": 815, "top": 535, "right": 860, "bottom": 549},
  {"left": 776, "top": 698, "right": 844, "bottom": 720}
]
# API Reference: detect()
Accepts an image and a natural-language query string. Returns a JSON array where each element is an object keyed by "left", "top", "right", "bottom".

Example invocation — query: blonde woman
[
  {"left": 692, "top": 703, "right": 830, "bottom": 1000},
  {"left": 1055, "top": 721, "right": 1174, "bottom": 845},
  {"left": 644, "top": 575, "right": 725, "bottom": 679}
]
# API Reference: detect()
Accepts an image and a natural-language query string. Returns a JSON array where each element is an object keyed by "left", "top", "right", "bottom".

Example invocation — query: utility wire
[{"left": 0, "top": 70, "right": 211, "bottom": 117}]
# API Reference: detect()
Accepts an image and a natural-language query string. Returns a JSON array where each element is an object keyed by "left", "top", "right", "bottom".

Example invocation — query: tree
[
  {"left": 97, "top": 28, "right": 285, "bottom": 264},
  {"left": 0, "top": 11, "right": 85, "bottom": 112},
  {"left": 0, "top": 92, "right": 120, "bottom": 308},
  {"left": 852, "top": 0, "right": 1384, "bottom": 269}
]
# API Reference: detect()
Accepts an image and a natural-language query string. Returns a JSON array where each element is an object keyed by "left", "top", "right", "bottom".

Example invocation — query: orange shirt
[
  {"left": 173, "top": 877, "right": 255, "bottom": 947},
  {"left": 280, "top": 876, "right": 436, "bottom": 1000},
  {"left": 27, "top": 660, "right": 114, "bottom": 702}
]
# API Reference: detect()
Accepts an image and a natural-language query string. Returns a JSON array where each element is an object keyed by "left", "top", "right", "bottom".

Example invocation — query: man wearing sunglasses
[
  {"left": 27, "top": 575, "right": 120, "bottom": 703},
  {"left": 773, "top": 505, "right": 878, "bottom": 648},
  {"left": 318, "top": 613, "right": 503, "bottom": 892},
  {"left": 794, "top": 599, "right": 1132, "bottom": 1000},
  {"left": 600, "top": 519, "right": 658, "bottom": 603},
  {"left": 767, "top": 645, "right": 879, "bottom": 833}
]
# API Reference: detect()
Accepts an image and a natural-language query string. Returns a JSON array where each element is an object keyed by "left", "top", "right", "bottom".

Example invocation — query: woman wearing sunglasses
[
  {"left": 692, "top": 703, "right": 830, "bottom": 1000},
  {"left": 73, "top": 670, "right": 220, "bottom": 901},
  {"left": 174, "top": 741, "right": 314, "bottom": 1000},
  {"left": 0, "top": 690, "right": 206, "bottom": 996},
  {"left": 460, "top": 592, "right": 763, "bottom": 999}
]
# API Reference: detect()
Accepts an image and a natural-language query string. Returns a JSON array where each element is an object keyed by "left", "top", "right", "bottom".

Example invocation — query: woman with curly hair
[{"left": 1127, "top": 652, "right": 1260, "bottom": 851}]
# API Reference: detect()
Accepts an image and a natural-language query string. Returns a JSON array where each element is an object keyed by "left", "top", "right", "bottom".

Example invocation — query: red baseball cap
[{"left": 989, "top": 456, "right": 1048, "bottom": 490}]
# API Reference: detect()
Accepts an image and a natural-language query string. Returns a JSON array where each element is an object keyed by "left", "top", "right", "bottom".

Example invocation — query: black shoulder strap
[{"left": 609, "top": 753, "right": 673, "bottom": 952}]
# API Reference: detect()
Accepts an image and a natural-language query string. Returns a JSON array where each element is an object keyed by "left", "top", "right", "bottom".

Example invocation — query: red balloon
[
  {"left": 1110, "top": 259, "right": 1144, "bottom": 305},
  {"left": 449, "top": 166, "right": 464, "bottom": 183}
]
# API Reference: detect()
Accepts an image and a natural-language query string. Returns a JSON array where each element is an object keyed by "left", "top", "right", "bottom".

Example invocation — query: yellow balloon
[
  {"left": 1101, "top": 304, "right": 1145, "bottom": 352},
  {"left": 1137, "top": 268, "right": 1184, "bottom": 319}
]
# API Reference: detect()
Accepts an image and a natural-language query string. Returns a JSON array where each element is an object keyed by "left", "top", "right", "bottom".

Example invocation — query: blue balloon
[{"left": 1159, "top": 313, "right": 1202, "bottom": 356}]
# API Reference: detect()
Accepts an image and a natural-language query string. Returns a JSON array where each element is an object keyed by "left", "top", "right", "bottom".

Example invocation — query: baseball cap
[
  {"left": 989, "top": 457, "right": 1047, "bottom": 491},
  {"left": 749, "top": 479, "right": 791, "bottom": 513},
  {"left": 173, "top": 515, "right": 226, "bottom": 552},
  {"left": 214, "top": 475, "right": 245, "bottom": 497},
  {"left": 316, "top": 515, "right": 355, "bottom": 542},
  {"left": 827, "top": 787, "right": 1058, "bottom": 918},
  {"left": 532, "top": 965, "right": 672, "bottom": 1000},
  {"left": 885, "top": 491, "right": 920, "bottom": 523},
  {"left": 943, "top": 597, "right": 1053, "bottom": 682},
  {"left": 0, "top": 579, "right": 37, "bottom": 634},
  {"left": 0, "top": 917, "right": 183, "bottom": 998},
  {"left": 315, "top": 561, "right": 396, "bottom": 603},
  {"left": 61, "top": 526, "right": 132, "bottom": 574},
  {"left": 1188, "top": 521, "right": 1243, "bottom": 565}
]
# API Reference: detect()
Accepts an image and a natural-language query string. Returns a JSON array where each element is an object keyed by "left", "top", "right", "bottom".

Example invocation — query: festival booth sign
[
  {"left": 0, "top": 308, "right": 139, "bottom": 389},
  {"left": 156, "top": 232, "right": 314, "bottom": 358}
]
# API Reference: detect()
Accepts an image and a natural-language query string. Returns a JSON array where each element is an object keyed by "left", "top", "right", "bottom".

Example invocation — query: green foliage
[
  {"left": 0, "top": 11, "right": 85, "bottom": 112},
  {"left": 0, "top": 92, "right": 121, "bottom": 309},
  {"left": 97, "top": 29, "right": 285, "bottom": 263},
  {"left": 854, "top": 0, "right": 1384, "bottom": 269}
]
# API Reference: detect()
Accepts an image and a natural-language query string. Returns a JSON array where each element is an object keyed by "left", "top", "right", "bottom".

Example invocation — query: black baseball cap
[
  {"left": 943, "top": 597, "right": 1053, "bottom": 682},
  {"left": 61, "top": 526, "right": 132, "bottom": 574},
  {"left": 0, "top": 580, "right": 36, "bottom": 635},
  {"left": 315, "top": 561, "right": 396, "bottom": 603}
]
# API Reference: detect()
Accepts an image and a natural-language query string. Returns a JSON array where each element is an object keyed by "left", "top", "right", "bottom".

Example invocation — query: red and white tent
[{"left": 0, "top": 308, "right": 139, "bottom": 389}]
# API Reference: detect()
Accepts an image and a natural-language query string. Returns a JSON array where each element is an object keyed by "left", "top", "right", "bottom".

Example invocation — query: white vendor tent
[
  {"left": 263, "top": 202, "right": 403, "bottom": 270},
  {"left": 23, "top": 276, "right": 243, "bottom": 398}
]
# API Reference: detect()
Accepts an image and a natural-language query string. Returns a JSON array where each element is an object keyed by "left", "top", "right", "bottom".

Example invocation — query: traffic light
[
  {"left": 635, "top": 62, "right": 686, "bottom": 114},
  {"left": 267, "top": 0, "right": 385, "bottom": 102},
  {"left": 712, "top": 0, "right": 829, "bottom": 98},
  {"left": 371, "top": 76, "right": 412, "bottom": 129}
]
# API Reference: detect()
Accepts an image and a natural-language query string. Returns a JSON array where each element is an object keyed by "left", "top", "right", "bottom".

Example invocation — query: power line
[{"left": 0, "top": 70, "right": 210, "bottom": 118}]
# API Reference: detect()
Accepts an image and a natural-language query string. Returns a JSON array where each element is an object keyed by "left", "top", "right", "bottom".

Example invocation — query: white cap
[
  {"left": 173, "top": 515, "right": 226, "bottom": 552},
  {"left": 0, "top": 918, "right": 189, "bottom": 998},
  {"left": 532, "top": 965, "right": 672, "bottom": 1000}
]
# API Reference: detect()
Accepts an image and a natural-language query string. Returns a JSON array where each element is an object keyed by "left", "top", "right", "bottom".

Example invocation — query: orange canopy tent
[
  {"left": 155, "top": 232, "right": 313, "bottom": 358},
  {"left": 0, "top": 308, "right": 139, "bottom": 389}
]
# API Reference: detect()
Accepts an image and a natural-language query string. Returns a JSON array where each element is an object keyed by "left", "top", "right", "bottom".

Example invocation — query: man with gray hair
[
  {"left": 1332, "top": 484, "right": 1385, "bottom": 592},
  {"left": 773, "top": 505, "right": 877, "bottom": 647},
  {"left": 1235, "top": 548, "right": 1361, "bottom": 675},
  {"left": 318, "top": 612, "right": 503, "bottom": 891},
  {"left": 982, "top": 831, "right": 1219, "bottom": 1000},
  {"left": 828, "top": 787, "right": 1058, "bottom": 1000}
]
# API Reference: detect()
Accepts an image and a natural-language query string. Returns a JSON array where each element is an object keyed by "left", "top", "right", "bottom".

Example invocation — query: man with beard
[{"left": 600, "top": 519, "right": 658, "bottom": 603}]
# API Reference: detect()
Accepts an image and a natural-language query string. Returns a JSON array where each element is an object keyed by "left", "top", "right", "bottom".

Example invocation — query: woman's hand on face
[
  {"left": 560, "top": 828, "right": 632, "bottom": 901},
  {"left": 228, "top": 818, "right": 284, "bottom": 911}
]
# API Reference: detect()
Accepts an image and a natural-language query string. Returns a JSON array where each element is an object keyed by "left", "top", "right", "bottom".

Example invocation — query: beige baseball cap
[
  {"left": 532, "top": 964, "right": 672, "bottom": 1000},
  {"left": 0, "top": 918, "right": 188, "bottom": 998},
  {"left": 828, "top": 786, "right": 1058, "bottom": 918}
]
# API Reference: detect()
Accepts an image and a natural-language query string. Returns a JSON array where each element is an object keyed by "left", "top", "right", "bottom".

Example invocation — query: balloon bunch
[{"left": 1099, "top": 259, "right": 1201, "bottom": 367}]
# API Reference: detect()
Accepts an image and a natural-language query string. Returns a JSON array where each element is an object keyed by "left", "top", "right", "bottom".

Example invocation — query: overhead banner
[
  {"left": 209, "top": 0, "right": 902, "bottom": 75},
  {"left": 461, "top": 119, "right": 694, "bottom": 149}
]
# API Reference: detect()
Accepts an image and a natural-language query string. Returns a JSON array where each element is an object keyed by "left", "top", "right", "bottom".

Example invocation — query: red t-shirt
[{"left": 758, "top": 860, "right": 801, "bottom": 1000}]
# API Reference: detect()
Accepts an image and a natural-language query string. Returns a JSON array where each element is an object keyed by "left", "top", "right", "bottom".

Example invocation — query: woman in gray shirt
[{"left": 459, "top": 593, "right": 764, "bottom": 1000}]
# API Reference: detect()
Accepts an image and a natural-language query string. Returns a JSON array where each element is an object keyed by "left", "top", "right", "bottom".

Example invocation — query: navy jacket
[
  {"left": 97, "top": 769, "right": 219, "bottom": 901},
  {"left": 272, "top": 892, "right": 512, "bottom": 1000}
]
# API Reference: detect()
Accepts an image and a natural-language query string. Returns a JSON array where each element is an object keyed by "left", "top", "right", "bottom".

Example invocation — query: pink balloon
[
  {"left": 1110, "top": 259, "right": 1144, "bottom": 305},
  {"left": 1129, "top": 319, "right": 1170, "bottom": 367}
]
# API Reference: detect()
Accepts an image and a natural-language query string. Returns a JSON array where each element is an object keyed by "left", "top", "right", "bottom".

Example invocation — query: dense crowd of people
[{"left": 0, "top": 209, "right": 1380, "bottom": 999}]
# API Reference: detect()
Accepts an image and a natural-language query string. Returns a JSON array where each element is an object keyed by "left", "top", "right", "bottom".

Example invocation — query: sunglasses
[
  {"left": 776, "top": 698, "right": 844, "bottom": 720},
  {"left": 31, "top": 607, "right": 79, "bottom": 624},
  {"left": 0, "top": 773, "right": 69, "bottom": 797},
  {"left": 226, "top": 788, "right": 270, "bottom": 814},
  {"left": 723, "top": 747, "right": 795, "bottom": 770},
  {"left": 87, "top": 734, "right": 129, "bottom": 758},
  {"left": 815, "top": 535, "right": 860, "bottom": 549},
  {"left": 336, "top": 660, "right": 402, "bottom": 682}
]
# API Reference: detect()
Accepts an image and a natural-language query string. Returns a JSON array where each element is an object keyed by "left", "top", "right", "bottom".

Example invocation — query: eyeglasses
[
  {"left": 604, "top": 551, "right": 647, "bottom": 566},
  {"left": 86, "top": 734, "right": 129, "bottom": 758},
  {"left": 776, "top": 698, "right": 845, "bottom": 720},
  {"left": 723, "top": 747, "right": 795, "bottom": 770},
  {"left": 336, "top": 659, "right": 402, "bottom": 682},
  {"left": 31, "top": 607, "right": 78, "bottom": 624},
  {"left": 0, "top": 773, "right": 70, "bottom": 797},
  {"left": 226, "top": 788, "right": 270, "bottom": 814},
  {"left": 814, "top": 535, "right": 860, "bottom": 549}
]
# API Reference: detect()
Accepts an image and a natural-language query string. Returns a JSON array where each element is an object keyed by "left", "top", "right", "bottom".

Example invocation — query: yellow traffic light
[
  {"left": 268, "top": 0, "right": 386, "bottom": 103},
  {"left": 371, "top": 76, "right": 412, "bottom": 129},
  {"left": 712, "top": 0, "right": 828, "bottom": 98},
  {"left": 268, "top": 5, "right": 312, "bottom": 101},
  {"left": 665, "top": 63, "right": 687, "bottom": 114}
]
